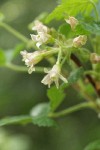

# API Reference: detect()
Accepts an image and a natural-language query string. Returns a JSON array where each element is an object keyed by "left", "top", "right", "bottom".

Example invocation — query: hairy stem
[
  {"left": 49, "top": 102, "right": 95, "bottom": 118},
  {"left": 5, "top": 63, "right": 45, "bottom": 73}
]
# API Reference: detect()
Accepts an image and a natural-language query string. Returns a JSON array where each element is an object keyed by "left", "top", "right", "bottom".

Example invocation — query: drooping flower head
[
  {"left": 20, "top": 50, "right": 45, "bottom": 74},
  {"left": 73, "top": 35, "right": 87, "bottom": 48},
  {"left": 41, "top": 64, "right": 68, "bottom": 88},
  {"left": 65, "top": 16, "right": 78, "bottom": 30}
]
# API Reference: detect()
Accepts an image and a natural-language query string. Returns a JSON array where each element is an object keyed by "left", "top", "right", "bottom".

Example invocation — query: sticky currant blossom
[
  {"left": 32, "top": 20, "right": 48, "bottom": 33},
  {"left": 41, "top": 64, "right": 68, "bottom": 88},
  {"left": 30, "top": 20, "right": 51, "bottom": 48},
  {"left": 30, "top": 32, "right": 50, "bottom": 48},
  {"left": 65, "top": 16, "right": 78, "bottom": 30},
  {"left": 73, "top": 35, "right": 87, "bottom": 48},
  {"left": 20, "top": 50, "right": 45, "bottom": 74}
]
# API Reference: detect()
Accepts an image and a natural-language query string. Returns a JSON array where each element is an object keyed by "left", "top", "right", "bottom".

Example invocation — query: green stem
[
  {"left": 90, "top": 0, "right": 99, "bottom": 22},
  {"left": 43, "top": 48, "right": 59, "bottom": 57},
  {"left": 49, "top": 102, "right": 95, "bottom": 118},
  {"left": 56, "top": 48, "right": 62, "bottom": 65},
  {"left": 85, "top": 70, "right": 100, "bottom": 78},
  {"left": 0, "top": 22, "right": 29, "bottom": 43},
  {"left": 5, "top": 63, "right": 45, "bottom": 73}
]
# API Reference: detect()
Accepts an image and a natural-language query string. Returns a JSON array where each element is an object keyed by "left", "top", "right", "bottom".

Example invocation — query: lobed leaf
[
  {"left": 82, "top": 22, "right": 100, "bottom": 35},
  {"left": 46, "top": 0, "right": 98, "bottom": 23},
  {"left": 47, "top": 86, "right": 66, "bottom": 111}
]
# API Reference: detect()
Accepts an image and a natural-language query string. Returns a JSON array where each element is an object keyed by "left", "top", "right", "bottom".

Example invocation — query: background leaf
[
  {"left": 68, "top": 67, "right": 84, "bottom": 84},
  {"left": 82, "top": 22, "right": 100, "bottom": 35},
  {"left": 0, "top": 49, "right": 6, "bottom": 65},
  {"left": 84, "top": 140, "right": 100, "bottom": 150},
  {"left": 0, "top": 103, "right": 56, "bottom": 127},
  {"left": 46, "top": 0, "right": 98, "bottom": 22},
  {"left": 30, "top": 103, "right": 56, "bottom": 127},
  {"left": 47, "top": 86, "right": 66, "bottom": 111}
]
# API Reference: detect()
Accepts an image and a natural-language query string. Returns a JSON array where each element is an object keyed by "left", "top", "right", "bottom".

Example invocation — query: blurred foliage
[{"left": 0, "top": 0, "right": 100, "bottom": 150}]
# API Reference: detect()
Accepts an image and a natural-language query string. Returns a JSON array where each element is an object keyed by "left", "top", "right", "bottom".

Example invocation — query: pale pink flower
[
  {"left": 41, "top": 64, "right": 68, "bottom": 88},
  {"left": 65, "top": 16, "right": 78, "bottom": 30},
  {"left": 73, "top": 35, "right": 87, "bottom": 48},
  {"left": 32, "top": 20, "right": 48, "bottom": 33},
  {"left": 31, "top": 20, "right": 50, "bottom": 47},
  {"left": 30, "top": 32, "right": 49, "bottom": 48},
  {"left": 20, "top": 50, "right": 44, "bottom": 74}
]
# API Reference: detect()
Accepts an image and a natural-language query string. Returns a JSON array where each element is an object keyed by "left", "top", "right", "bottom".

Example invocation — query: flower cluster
[
  {"left": 20, "top": 50, "right": 45, "bottom": 74},
  {"left": 21, "top": 17, "right": 87, "bottom": 88},
  {"left": 30, "top": 20, "right": 50, "bottom": 48}
]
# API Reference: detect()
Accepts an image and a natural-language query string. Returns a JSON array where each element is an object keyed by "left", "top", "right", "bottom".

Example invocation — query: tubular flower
[
  {"left": 73, "top": 35, "right": 87, "bottom": 48},
  {"left": 65, "top": 16, "right": 78, "bottom": 30},
  {"left": 31, "top": 20, "right": 50, "bottom": 48},
  {"left": 20, "top": 50, "right": 45, "bottom": 74},
  {"left": 31, "top": 32, "right": 50, "bottom": 48},
  {"left": 41, "top": 64, "right": 68, "bottom": 88}
]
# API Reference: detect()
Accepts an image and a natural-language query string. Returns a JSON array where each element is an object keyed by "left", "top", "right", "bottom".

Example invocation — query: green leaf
[
  {"left": 32, "top": 116, "right": 56, "bottom": 127},
  {"left": 82, "top": 22, "right": 100, "bottom": 35},
  {"left": 0, "top": 115, "right": 56, "bottom": 127},
  {"left": 0, "top": 103, "right": 56, "bottom": 127},
  {"left": 46, "top": 0, "right": 98, "bottom": 23},
  {"left": 84, "top": 140, "right": 100, "bottom": 150},
  {"left": 75, "top": 48, "right": 90, "bottom": 62},
  {"left": 30, "top": 103, "right": 56, "bottom": 127},
  {"left": 75, "top": 24, "right": 89, "bottom": 35},
  {"left": 0, "top": 116, "right": 33, "bottom": 126},
  {"left": 47, "top": 86, "right": 66, "bottom": 111},
  {"left": 58, "top": 23, "right": 71, "bottom": 37},
  {"left": 30, "top": 103, "right": 50, "bottom": 116},
  {"left": 0, "top": 49, "right": 6, "bottom": 65},
  {"left": 68, "top": 67, "right": 84, "bottom": 84}
]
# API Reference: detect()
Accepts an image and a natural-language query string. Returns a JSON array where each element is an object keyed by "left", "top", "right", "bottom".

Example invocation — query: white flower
[
  {"left": 20, "top": 50, "right": 44, "bottom": 74},
  {"left": 31, "top": 20, "right": 51, "bottom": 48},
  {"left": 73, "top": 35, "right": 87, "bottom": 48},
  {"left": 30, "top": 32, "right": 49, "bottom": 48},
  {"left": 65, "top": 16, "right": 78, "bottom": 30},
  {"left": 32, "top": 20, "right": 48, "bottom": 33},
  {"left": 41, "top": 64, "right": 68, "bottom": 88}
]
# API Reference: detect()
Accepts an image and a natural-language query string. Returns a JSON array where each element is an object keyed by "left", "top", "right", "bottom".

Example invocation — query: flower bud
[
  {"left": 90, "top": 53, "right": 100, "bottom": 64},
  {"left": 65, "top": 16, "right": 78, "bottom": 30},
  {"left": 73, "top": 35, "right": 87, "bottom": 48}
]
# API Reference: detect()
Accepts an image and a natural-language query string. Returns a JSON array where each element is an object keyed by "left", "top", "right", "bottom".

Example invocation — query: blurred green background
[{"left": 0, "top": 0, "right": 100, "bottom": 150}]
